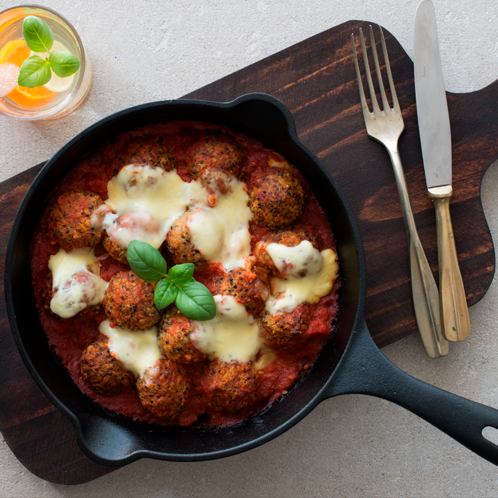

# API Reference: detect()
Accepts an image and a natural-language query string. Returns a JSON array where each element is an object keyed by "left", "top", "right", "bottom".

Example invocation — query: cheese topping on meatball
[
  {"left": 48, "top": 248, "right": 108, "bottom": 319},
  {"left": 96, "top": 164, "right": 253, "bottom": 269},
  {"left": 265, "top": 243, "right": 338, "bottom": 314},
  {"left": 191, "top": 295, "right": 263, "bottom": 362},
  {"left": 188, "top": 180, "right": 253, "bottom": 269},
  {"left": 99, "top": 320, "right": 162, "bottom": 377},
  {"left": 266, "top": 240, "right": 323, "bottom": 279},
  {"left": 100, "top": 164, "right": 205, "bottom": 250}
]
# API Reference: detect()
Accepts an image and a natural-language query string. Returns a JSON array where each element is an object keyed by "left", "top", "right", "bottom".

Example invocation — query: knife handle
[
  {"left": 388, "top": 148, "right": 448, "bottom": 358},
  {"left": 428, "top": 186, "right": 470, "bottom": 342}
]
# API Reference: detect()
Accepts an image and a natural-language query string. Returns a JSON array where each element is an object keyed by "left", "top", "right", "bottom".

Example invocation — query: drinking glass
[{"left": 0, "top": 5, "right": 92, "bottom": 120}]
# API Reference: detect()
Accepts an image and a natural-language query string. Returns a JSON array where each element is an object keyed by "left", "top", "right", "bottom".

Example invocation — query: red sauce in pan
[{"left": 31, "top": 120, "right": 340, "bottom": 427}]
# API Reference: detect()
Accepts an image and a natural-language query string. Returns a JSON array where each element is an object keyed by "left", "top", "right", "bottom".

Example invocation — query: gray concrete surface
[{"left": 1, "top": 0, "right": 498, "bottom": 496}]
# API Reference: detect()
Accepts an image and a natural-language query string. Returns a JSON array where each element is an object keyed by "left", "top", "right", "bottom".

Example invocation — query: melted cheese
[
  {"left": 266, "top": 240, "right": 323, "bottom": 278},
  {"left": 95, "top": 164, "right": 252, "bottom": 269},
  {"left": 99, "top": 320, "right": 161, "bottom": 377},
  {"left": 188, "top": 179, "right": 253, "bottom": 269},
  {"left": 268, "top": 156, "right": 293, "bottom": 171},
  {"left": 265, "top": 244, "right": 338, "bottom": 314},
  {"left": 100, "top": 164, "right": 206, "bottom": 249},
  {"left": 48, "top": 248, "right": 108, "bottom": 319},
  {"left": 191, "top": 295, "right": 263, "bottom": 362},
  {"left": 187, "top": 206, "right": 225, "bottom": 261},
  {"left": 254, "top": 346, "right": 276, "bottom": 371}
]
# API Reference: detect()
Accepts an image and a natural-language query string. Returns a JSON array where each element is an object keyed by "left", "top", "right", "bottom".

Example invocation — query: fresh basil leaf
[
  {"left": 18, "top": 56, "right": 52, "bottom": 88},
  {"left": 155, "top": 279, "right": 178, "bottom": 310},
  {"left": 126, "top": 240, "right": 167, "bottom": 282},
  {"left": 176, "top": 281, "right": 216, "bottom": 321},
  {"left": 169, "top": 263, "right": 195, "bottom": 286},
  {"left": 23, "top": 16, "right": 53, "bottom": 53},
  {"left": 49, "top": 51, "right": 80, "bottom": 77}
]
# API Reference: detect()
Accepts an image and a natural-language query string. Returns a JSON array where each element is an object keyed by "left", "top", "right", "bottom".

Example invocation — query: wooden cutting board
[{"left": 1, "top": 20, "right": 497, "bottom": 484}]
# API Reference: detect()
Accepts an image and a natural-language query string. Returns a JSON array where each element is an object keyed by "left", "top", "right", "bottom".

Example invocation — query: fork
[{"left": 351, "top": 25, "right": 449, "bottom": 358}]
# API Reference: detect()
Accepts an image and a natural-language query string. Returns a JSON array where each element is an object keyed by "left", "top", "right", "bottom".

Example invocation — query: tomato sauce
[{"left": 31, "top": 120, "right": 340, "bottom": 427}]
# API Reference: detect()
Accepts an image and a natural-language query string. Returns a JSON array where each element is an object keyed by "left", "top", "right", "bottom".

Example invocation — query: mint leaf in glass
[
  {"left": 17, "top": 15, "right": 81, "bottom": 88},
  {"left": 22, "top": 16, "right": 53, "bottom": 53},
  {"left": 18, "top": 56, "right": 52, "bottom": 87},
  {"left": 49, "top": 51, "right": 80, "bottom": 77}
]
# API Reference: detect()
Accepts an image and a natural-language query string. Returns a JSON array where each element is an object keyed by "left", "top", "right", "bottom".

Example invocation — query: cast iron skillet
[{"left": 5, "top": 94, "right": 498, "bottom": 467}]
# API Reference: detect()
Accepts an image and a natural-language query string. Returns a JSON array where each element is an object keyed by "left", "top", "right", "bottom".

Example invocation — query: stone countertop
[{"left": 1, "top": 0, "right": 498, "bottom": 496}]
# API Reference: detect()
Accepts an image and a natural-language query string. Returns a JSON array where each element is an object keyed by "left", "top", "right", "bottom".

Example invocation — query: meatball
[
  {"left": 220, "top": 266, "right": 269, "bottom": 316},
  {"left": 136, "top": 359, "right": 191, "bottom": 419},
  {"left": 102, "top": 233, "right": 128, "bottom": 264},
  {"left": 202, "top": 359, "right": 259, "bottom": 413},
  {"left": 199, "top": 168, "right": 234, "bottom": 201},
  {"left": 254, "top": 225, "right": 319, "bottom": 277},
  {"left": 119, "top": 135, "right": 175, "bottom": 171},
  {"left": 102, "top": 207, "right": 163, "bottom": 264},
  {"left": 158, "top": 308, "right": 206, "bottom": 363},
  {"left": 40, "top": 269, "right": 100, "bottom": 320},
  {"left": 187, "top": 134, "right": 246, "bottom": 180},
  {"left": 248, "top": 169, "right": 305, "bottom": 228},
  {"left": 165, "top": 210, "right": 205, "bottom": 265},
  {"left": 47, "top": 190, "right": 104, "bottom": 251},
  {"left": 102, "top": 271, "right": 161, "bottom": 330},
  {"left": 259, "top": 304, "right": 312, "bottom": 350},
  {"left": 80, "top": 339, "right": 135, "bottom": 396}
]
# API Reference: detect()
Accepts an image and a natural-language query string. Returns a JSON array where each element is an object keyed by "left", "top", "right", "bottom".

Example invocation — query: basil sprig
[
  {"left": 127, "top": 240, "right": 216, "bottom": 321},
  {"left": 17, "top": 16, "right": 81, "bottom": 88}
]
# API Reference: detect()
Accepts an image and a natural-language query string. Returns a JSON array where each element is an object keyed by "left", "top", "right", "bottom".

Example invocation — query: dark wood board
[{"left": 0, "top": 20, "right": 497, "bottom": 484}]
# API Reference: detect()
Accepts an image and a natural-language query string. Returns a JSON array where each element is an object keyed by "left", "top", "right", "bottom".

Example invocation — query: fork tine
[
  {"left": 379, "top": 26, "right": 401, "bottom": 110},
  {"left": 369, "top": 25, "right": 390, "bottom": 112},
  {"left": 351, "top": 33, "right": 372, "bottom": 118},
  {"left": 359, "top": 27, "right": 380, "bottom": 114}
]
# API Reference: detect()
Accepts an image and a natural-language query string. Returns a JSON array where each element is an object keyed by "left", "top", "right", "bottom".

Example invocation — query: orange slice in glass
[
  {"left": 0, "top": 39, "right": 57, "bottom": 108},
  {"left": 0, "top": 39, "right": 31, "bottom": 65}
]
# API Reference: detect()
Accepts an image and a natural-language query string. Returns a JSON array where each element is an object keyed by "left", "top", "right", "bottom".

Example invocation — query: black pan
[{"left": 5, "top": 94, "right": 498, "bottom": 467}]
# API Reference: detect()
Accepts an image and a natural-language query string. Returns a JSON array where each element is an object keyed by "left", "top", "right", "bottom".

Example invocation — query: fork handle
[
  {"left": 388, "top": 147, "right": 449, "bottom": 358},
  {"left": 428, "top": 186, "right": 471, "bottom": 342}
]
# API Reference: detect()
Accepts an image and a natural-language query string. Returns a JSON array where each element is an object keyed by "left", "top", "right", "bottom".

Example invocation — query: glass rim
[{"left": 0, "top": 4, "right": 88, "bottom": 120}]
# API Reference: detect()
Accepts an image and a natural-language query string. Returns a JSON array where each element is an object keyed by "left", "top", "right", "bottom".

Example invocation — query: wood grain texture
[{"left": 0, "top": 20, "right": 496, "bottom": 484}]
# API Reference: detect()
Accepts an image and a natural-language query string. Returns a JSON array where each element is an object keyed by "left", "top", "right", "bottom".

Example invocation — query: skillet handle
[{"left": 323, "top": 319, "right": 498, "bottom": 466}]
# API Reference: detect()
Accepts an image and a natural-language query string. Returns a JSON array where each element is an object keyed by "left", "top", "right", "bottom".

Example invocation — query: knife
[{"left": 414, "top": 0, "right": 470, "bottom": 342}]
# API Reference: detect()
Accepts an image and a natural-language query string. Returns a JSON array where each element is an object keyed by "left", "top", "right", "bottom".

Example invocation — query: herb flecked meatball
[
  {"left": 248, "top": 169, "right": 305, "bottom": 228},
  {"left": 259, "top": 303, "right": 312, "bottom": 350},
  {"left": 102, "top": 232, "right": 128, "bottom": 264},
  {"left": 165, "top": 210, "right": 205, "bottom": 266},
  {"left": 136, "top": 359, "right": 191, "bottom": 419},
  {"left": 47, "top": 190, "right": 104, "bottom": 251},
  {"left": 102, "top": 270, "right": 161, "bottom": 330},
  {"left": 220, "top": 266, "right": 268, "bottom": 316},
  {"left": 158, "top": 308, "right": 206, "bottom": 363},
  {"left": 254, "top": 225, "right": 319, "bottom": 277},
  {"left": 187, "top": 134, "right": 246, "bottom": 180},
  {"left": 80, "top": 339, "right": 135, "bottom": 396},
  {"left": 119, "top": 135, "right": 175, "bottom": 171},
  {"left": 202, "top": 359, "right": 260, "bottom": 413}
]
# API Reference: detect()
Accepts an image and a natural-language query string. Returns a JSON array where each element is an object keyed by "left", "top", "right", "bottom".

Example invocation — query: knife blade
[{"left": 414, "top": 0, "right": 470, "bottom": 342}]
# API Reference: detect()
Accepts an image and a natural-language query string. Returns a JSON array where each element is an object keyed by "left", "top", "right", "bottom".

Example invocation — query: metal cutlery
[
  {"left": 414, "top": 0, "right": 470, "bottom": 342},
  {"left": 352, "top": 25, "right": 449, "bottom": 358}
]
